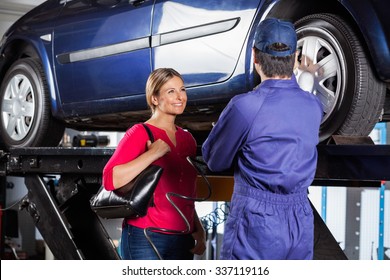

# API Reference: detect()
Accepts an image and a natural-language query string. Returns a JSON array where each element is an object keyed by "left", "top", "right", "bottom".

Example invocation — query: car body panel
[
  {"left": 53, "top": 1, "right": 153, "bottom": 104},
  {"left": 53, "top": 0, "right": 265, "bottom": 121},
  {"left": 152, "top": 0, "right": 261, "bottom": 88},
  {"left": 340, "top": 0, "right": 390, "bottom": 81}
]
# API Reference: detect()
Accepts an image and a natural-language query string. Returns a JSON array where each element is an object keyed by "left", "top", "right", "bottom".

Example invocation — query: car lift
[{"left": 0, "top": 135, "right": 388, "bottom": 260}]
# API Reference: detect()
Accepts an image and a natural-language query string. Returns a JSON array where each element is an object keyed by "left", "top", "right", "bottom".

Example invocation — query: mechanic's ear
[
  {"left": 252, "top": 48, "right": 258, "bottom": 64},
  {"left": 294, "top": 50, "right": 300, "bottom": 70}
]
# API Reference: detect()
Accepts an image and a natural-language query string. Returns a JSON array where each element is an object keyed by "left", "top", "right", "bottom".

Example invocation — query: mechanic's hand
[{"left": 191, "top": 228, "right": 207, "bottom": 256}]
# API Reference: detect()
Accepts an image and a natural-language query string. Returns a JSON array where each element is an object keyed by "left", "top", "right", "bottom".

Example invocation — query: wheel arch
[
  {"left": 244, "top": 0, "right": 365, "bottom": 89},
  {"left": 0, "top": 35, "right": 61, "bottom": 118},
  {"left": 265, "top": 0, "right": 390, "bottom": 82}
]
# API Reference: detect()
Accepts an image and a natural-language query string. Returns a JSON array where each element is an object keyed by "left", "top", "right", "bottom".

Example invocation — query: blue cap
[{"left": 254, "top": 18, "right": 297, "bottom": 57}]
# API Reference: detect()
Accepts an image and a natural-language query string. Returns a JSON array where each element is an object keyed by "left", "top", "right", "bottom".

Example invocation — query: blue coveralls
[{"left": 202, "top": 76, "right": 323, "bottom": 260}]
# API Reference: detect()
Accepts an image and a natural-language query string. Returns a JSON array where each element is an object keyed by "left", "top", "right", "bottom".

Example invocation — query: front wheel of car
[
  {"left": 0, "top": 58, "right": 65, "bottom": 149},
  {"left": 294, "top": 13, "right": 386, "bottom": 142}
]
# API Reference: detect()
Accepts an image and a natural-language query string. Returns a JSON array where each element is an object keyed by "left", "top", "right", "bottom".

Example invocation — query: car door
[
  {"left": 152, "top": 0, "right": 261, "bottom": 88},
  {"left": 53, "top": 0, "right": 153, "bottom": 105}
]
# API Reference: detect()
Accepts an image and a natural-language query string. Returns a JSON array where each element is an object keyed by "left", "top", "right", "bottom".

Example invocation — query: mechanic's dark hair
[
  {"left": 254, "top": 45, "right": 295, "bottom": 78},
  {"left": 145, "top": 68, "right": 184, "bottom": 114}
]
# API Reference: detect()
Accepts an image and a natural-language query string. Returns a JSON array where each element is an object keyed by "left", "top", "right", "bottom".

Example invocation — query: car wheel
[
  {"left": 294, "top": 13, "right": 386, "bottom": 142},
  {"left": 0, "top": 58, "right": 65, "bottom": 149}
]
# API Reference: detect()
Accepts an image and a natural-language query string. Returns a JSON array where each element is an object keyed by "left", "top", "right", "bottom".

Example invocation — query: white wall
[
  {"left": 0, "top": 0, "right": 45, "bottom": 36},
  {"left": 0, "top": 13, "right": 20, "bottom": 37}
]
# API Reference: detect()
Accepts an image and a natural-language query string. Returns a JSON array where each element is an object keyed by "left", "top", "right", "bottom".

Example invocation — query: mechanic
[{"left": 202, "top": 18, "right": 323, "bottom": 259}]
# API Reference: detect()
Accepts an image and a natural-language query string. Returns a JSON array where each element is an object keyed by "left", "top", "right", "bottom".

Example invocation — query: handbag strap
[{"left": 142, "top": 123, "right": 154, "bottom": 142}]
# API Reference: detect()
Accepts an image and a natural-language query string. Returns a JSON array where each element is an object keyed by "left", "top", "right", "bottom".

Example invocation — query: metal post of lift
[
  {"left": 344, "top": 188, "right": 362, "bottom": 259},
  {"left": 378, "top": 183, "right": 386, "bottom": 260},
  {"left": 377, "top": 122, "right": 387, "bottom": 260}
]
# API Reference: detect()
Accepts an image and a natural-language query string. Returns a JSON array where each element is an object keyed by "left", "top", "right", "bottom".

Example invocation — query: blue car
[{"left": 0, "top": 0, "right": 389, "bottom": 149}]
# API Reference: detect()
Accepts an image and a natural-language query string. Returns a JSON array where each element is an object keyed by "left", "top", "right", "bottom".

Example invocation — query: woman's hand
[
  {"left": 112, "top": 139, "right": 170, "bottom": 189},
  {"left": 147, "top": 139, "right": 171, "bottom": 159}
]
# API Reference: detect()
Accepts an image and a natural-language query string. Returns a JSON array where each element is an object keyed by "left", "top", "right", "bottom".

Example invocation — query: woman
[{"left": 102, "top": 68, "right": 206, "bottom": 260}]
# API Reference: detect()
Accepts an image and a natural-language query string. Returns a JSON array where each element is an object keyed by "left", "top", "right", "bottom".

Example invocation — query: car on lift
[{"left": 0, "top": 0, "right": 389, "bottom": 149}]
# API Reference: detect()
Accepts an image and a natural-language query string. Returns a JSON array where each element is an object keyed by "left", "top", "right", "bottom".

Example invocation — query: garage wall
[
  {"left": 0, "top": 13, "right": 21, "bottom": 37},
  {"left": 0, "top": 0, "right": 44, "bottom": 36}
]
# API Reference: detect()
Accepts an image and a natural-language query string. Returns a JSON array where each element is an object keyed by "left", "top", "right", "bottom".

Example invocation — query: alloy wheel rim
[
  {"left": 1, "top": 74, "right": 35, "bottom": 141},
  {"left": 295, "top": 27, "right": 346, "bottom": 124}
]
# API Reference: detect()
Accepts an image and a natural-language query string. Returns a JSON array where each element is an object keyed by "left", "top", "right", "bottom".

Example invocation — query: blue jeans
[{"left": 120, "top": 224, "right": 195, "bottom": 260}]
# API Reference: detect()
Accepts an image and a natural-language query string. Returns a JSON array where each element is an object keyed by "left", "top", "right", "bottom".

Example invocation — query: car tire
[
  {"left": 294, "top": 13, "right": 386, "bottom": 142},
  {"left": 0, "top": 58, "right": 65, "bottom": 149}
]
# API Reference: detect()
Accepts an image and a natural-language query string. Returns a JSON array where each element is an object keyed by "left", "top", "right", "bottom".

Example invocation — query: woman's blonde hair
[{"left": 145, "top": 68, "right": 184, "bottom": 114}]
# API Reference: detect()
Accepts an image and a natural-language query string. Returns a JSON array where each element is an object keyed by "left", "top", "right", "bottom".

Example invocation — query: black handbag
[{"left": 90, "top": 124, "right": 163, "bottom": 219}]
